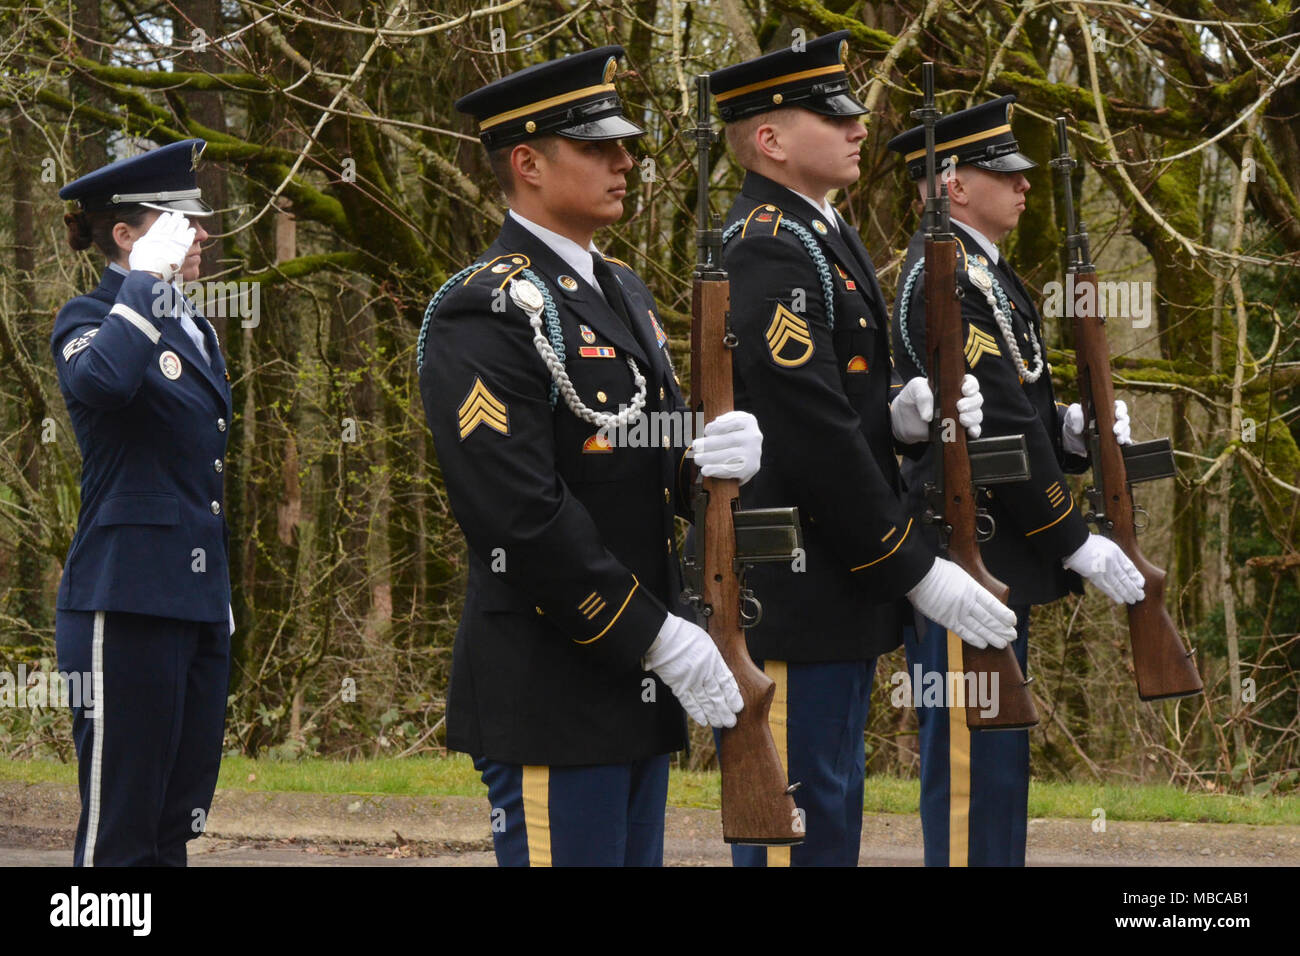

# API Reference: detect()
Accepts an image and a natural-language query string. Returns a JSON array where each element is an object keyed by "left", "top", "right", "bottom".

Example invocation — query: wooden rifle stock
[
  {"left": 924, "top": 236, "right": 1039, "bottom": 730},
  {"left": 688, "top": 75, "right": 801, "bottom": 845},
  {"left": 691, "top": 279, "right": 801, "bottom": 845},
  {"left": 1053, "top": 116, "right": 1202, "bottom": 701},
  {"left": 917, "top": 64, "right": 1037, "bottom": 730}
]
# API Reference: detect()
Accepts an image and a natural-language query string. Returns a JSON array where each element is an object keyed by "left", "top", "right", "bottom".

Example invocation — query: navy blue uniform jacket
[{"left": 50, "top": 266, "right": 232, "bottom": 622}]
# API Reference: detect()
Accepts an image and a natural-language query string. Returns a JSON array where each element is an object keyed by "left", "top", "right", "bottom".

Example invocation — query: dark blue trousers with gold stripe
[
  {"left": 474, "top": 754, "right": 670, "bottom": 866},
  {"left": 729, "top": 659, "right": 876, "bottom": 867},
  {"left": 904, "top": 606, "right": 1032, "bottom": 866}
]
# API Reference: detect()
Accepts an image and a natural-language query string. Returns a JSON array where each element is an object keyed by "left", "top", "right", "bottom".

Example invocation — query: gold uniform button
[
  {"left": 659, "top": 386, "right": 665, "bottom": 400},
  {"left": 535, "top": 606, "right": 544, "bottom": 616},
  {"left": 666, "top": 538, "right": 673, "bottom": 553},
  {"left": 664, "top": 487, "right": 670, "bottom": 503},
  {"left": 859, "top": 317, "right": 868, "bottom": 328},
  {"left": 596, "top": 390, "right": 608, "bottom": 403}
]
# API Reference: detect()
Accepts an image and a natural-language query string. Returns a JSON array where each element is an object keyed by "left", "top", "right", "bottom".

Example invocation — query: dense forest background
[{"left": 0, "top": 0, "right": 1296, "bottom": 795}]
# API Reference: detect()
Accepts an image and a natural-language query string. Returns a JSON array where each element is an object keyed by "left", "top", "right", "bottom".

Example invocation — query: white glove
[
  {"left": 890, "top": 375, "right": 983, "bottom": 443},
  {"left": 906, "top": 557, "right": 1018, "bottom": 650},
  {"left": 1062, "top": 534, "right": 1145, "bottom": 604},
  {"left": 1063, "top": 400, "right": 1131, "bottom": 457},
  {"left": 693, "top": 410, "right": 762, "bottom": 485},
  {"left": 643, "top": 613, "right": 744, "bottom": 728},
  {"left": 1113, "top": 400, "right": 1131, "bottom": 445},
  {"left": 128, "top": 211, "right": 196, "bottom": 283}
]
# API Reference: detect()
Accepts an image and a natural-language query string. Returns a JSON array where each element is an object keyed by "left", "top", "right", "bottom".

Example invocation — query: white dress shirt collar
[
  {"left": 790, "top": 189, "right": 839, "bottom": 231},
  {"left": 509, "top": 209, "right": 604, "bottom": 292},
  {"left": 952, "top": 218, "right": 1000, "bottom": 265}
]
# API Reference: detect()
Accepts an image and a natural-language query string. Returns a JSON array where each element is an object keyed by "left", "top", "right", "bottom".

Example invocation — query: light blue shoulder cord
[
  {"left": 897, "top": 257, "right": 1033, "bottom": 378},
  {"left": 417, "top": 263, "right": 483, "bottom": 370},
  {"left": 721, "top": 218, "right": 837, "bottom": 331},
  {"left": 417, "top": 264, "right": 567, "bottom": 408},
  {"left": 897, "top": 257, "right": 926, "bottom": 371}
]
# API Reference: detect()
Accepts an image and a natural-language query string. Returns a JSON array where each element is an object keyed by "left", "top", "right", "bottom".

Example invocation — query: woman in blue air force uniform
[{"left": 52, "top": 139, "right": 233, "bottom": 866}]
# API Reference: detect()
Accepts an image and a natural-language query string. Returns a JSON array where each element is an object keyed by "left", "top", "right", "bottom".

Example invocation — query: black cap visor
[
  {"left": 560, "top": 114, "right": 646, "bottom": 142},
  {"left": 970, "top": 150, "right": 1037, "bottom": 174},
  {"left": 803, "top": 91, "right": 869, "bottom": 118}
]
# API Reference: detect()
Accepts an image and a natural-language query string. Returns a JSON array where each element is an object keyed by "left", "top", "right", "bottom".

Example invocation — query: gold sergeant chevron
[
  {"left": 765, "top": 303, "right": 814, "bottom": 367},
  {"left": 457, "top": 376, "right": 509, "bottom": 440},
  {"left": 964, "top": 325, "right": 1001, "bottom": 368}
]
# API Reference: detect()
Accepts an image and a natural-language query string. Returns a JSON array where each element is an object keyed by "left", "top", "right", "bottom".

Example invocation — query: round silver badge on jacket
[{"left": 159, "top": 350, "right": 183, "bottom": 380}]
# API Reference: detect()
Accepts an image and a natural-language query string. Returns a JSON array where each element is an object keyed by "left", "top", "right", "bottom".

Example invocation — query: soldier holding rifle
[
  {"left": 419, "top": 47, "right": 768, "bottom": 866},
  {"left": 707, "top": 32, "right": 1016, "bottom": 867},
  {"left": 888, "top": 91, "right": 1144, "bottom": 867}
]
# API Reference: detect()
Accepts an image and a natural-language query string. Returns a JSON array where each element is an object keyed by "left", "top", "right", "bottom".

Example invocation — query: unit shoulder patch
[
  {"left": 741, "top": 204, "right": 783, "bottom": 238},
  {"left": 964, "top": 324, "right": 1001, "bottom": 368},
  {"left": 463, "top": 254, "right": 531, "bottom": 291},
  {"left": 765, "top": 303, "right": 814, "bottom": 368},
  {"left": 457, "top": 376, "right": 510, "bottom": 440}
]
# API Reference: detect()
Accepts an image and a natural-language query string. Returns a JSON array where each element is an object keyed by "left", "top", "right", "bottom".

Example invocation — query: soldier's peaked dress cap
[
  {"left": 709, "top": 30, "right": 867, "bottom": 123},
  {"left": 456, "top": 46, "right": 646, "bottom": 150},
  {"left": 59, "top": 138, "right": 214, "bottom": 216},
  {"left": 888, "top": 94, "right": 1037, "bottom": 180}
]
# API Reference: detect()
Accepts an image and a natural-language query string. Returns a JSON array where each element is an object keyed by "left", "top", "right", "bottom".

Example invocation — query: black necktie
[{"left": 591, "top": 252, "right": 634, "bottom": 333}]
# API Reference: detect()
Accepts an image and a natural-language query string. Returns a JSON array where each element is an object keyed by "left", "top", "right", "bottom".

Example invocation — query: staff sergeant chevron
[
  {"left": 457, "top": 376, "right": 510, "bottom": 440},
  {"left": 964, "top": 325, "right": 1001, "bottom": 368},
  {"left": 765, "top": 303, "right": 815, "bottom": 368}
]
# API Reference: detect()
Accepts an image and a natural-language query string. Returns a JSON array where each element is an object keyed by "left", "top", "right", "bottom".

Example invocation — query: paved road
[{"left": 4, "top": 782, "right": 1297, "bottom": 866}]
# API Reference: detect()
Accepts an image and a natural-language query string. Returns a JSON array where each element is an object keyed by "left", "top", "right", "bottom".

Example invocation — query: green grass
[{"left": 2, "top": 756, "right": 1295, "bottom": 825}]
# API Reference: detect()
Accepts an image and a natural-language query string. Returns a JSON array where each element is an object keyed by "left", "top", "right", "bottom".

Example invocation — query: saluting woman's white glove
[{"left": 127, "top": 211, "right": 195, "bottom": 283}]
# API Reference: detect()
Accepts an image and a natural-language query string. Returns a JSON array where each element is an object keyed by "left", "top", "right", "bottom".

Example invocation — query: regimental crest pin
[
  {"left": 580, "top": 324, "right": 596, "bottom": 344},
  {"left": 846, "top": 355, "right": 868, "bottom": 373},
  {"left": 582, "top": 433, "right": 614, "bottom": 454},
  {"left": 649, "top": 310, "right": 667, "bottom": 347},
  {"left": 558, "top": 275, "right": 579, "bottom": 292},
  {"left": 159, "top": 350, "right": 183, "bottom": 380},
  {"left": 812, "top": 219, "right": 828, "bottom": 235},
  {"left": 835, "top": 264, "right": 856, "bottom": 291}
]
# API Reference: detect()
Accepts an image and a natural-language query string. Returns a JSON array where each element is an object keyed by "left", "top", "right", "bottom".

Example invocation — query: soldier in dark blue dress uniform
[
  {"left": 419, "top": 47, "right": 765, "bottom": 866},
  {"left": 53, "top": 140, "right": 233, "bottom": 866},
  {"left": 888, "top": 97, "right": 1144, "bottom": 866},
  {"left": 707, "top": 33, "right": 1018, "bottom": 866}
]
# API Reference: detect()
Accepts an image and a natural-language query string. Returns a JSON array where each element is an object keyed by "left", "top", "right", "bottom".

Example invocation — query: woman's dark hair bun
[{"left": 64, "top": 210, "right": 94, "bottom": 251}]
